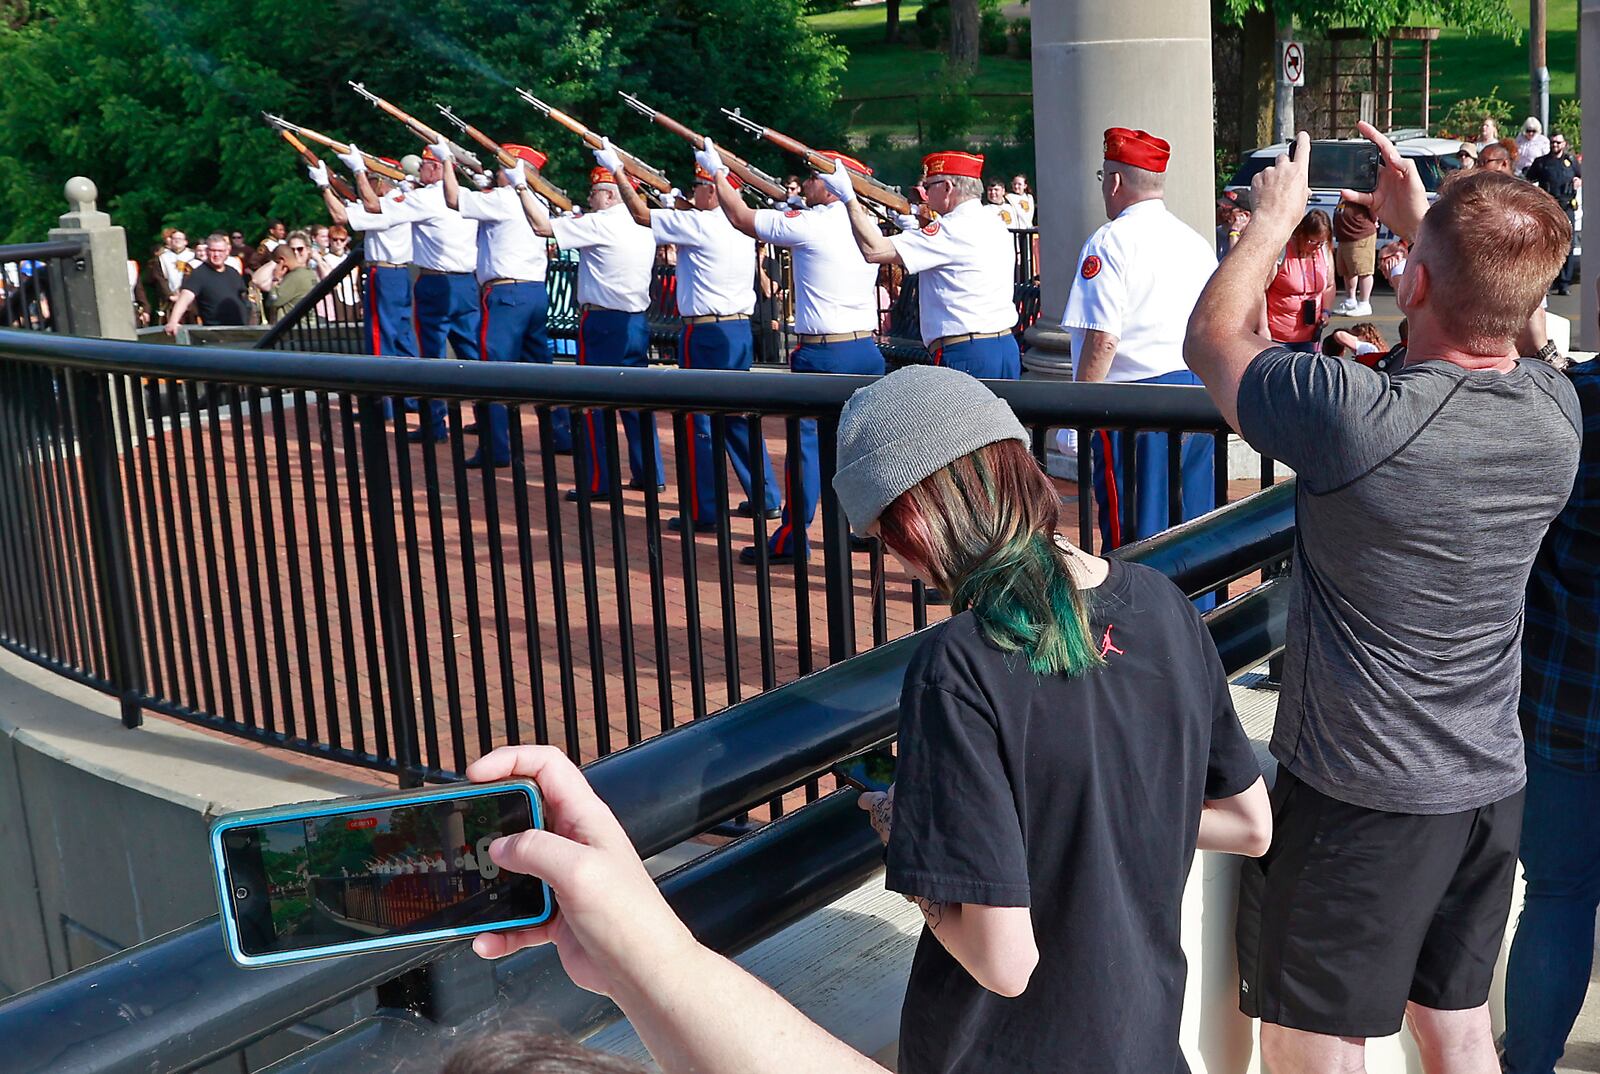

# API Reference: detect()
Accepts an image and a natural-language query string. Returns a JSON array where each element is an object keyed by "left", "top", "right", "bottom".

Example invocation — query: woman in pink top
[{"left": 1261, "top": 210, "right": 1335, "bottom": 352}]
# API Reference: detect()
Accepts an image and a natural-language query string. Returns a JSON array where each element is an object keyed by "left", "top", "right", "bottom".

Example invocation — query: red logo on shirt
[
  {"left": 1081, "top": 255, "right": 1103, "bottom": 280},
  {"left": 784, "top": 209, "right": 802, "bottom": 218},
  {"left": 1098, "top": 625, "right": 1124, "bottom": 658},
  {"left": 921, "top": 222, "right": 941, "bottom": 236}
]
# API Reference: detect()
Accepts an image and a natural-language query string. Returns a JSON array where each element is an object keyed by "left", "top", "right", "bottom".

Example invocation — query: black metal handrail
[
  {"left": 255, "top": 250, "right": 368, "bottom": 351},
  {"left": 0, "top": 240, "right": 90, "bottom": 260},
  {"left": 0, "top": 483, "right": 1292, "bottom": 1074}
]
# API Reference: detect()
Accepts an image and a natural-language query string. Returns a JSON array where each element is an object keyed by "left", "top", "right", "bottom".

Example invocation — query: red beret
[
  {"left": 501, "top": 144, "right": 548, "bottom": 170},
  {"left": 818, "top": 151, "right": 873, "bottom": 177},
  {"left": 1103, "top": 127, "right": 1171, "bottom": 173},
  {"left": 590, "top": 166, "right": 635, "bottom": 189},
  {"left": 921, "top": 151, "right": 984, "bottom": 180},
  {"left": 695, "top": 165, "right": 741, "bottom": 190}
]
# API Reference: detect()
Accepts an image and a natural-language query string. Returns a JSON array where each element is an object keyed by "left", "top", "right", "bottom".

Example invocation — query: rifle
[
  {"left": 261, "top": 114, "right": 409, "bottom": 182},
  {"left": 720, "top": 108, "right": 910, "bottom": 215},
  {"left": 513, "top": 88, "right": 675, "bottom": 195},
  {"left": 347, "top": 81, "right": 487, "bottom": 176},
  {"left": 274, "top": 128, "right": 358, "bottom": 202},
  {"left": 618, "top": 92, "right": 788, "bottom": 204},
  {"left": 433, "top": 104, "right": 575, "bottom": 213}
]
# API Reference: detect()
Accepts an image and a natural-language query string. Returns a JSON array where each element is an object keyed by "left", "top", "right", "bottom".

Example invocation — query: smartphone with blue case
[{"left": 211, "top": 780, "right": 553, "bottom": 968}]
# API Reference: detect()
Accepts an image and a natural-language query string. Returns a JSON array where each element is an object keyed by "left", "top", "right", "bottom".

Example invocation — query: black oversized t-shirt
[
  {"left": 179, "top": 263, "right": 250, "bottom": 326},
  {"left": 887, "top": 559, "right": 1260, "bottom": 1074}
]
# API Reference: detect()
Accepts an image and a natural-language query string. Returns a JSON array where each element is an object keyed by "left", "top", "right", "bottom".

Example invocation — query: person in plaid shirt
[{"left": 1503, "top": 336, "right": 1600, "bottom": 1074}]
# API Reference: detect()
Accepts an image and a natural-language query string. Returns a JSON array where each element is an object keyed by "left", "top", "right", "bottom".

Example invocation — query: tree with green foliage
[
  {"left": 1216, "top": 0, "right": 1517, "bottom": 36},
  {"left": 0, "top": 0, "right": 846, "bottom": 248}
]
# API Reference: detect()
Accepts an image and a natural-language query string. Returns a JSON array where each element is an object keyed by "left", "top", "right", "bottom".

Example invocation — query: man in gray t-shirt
[{"left": 1185, "top": 127, "right": 1580, "bottom": 1069}]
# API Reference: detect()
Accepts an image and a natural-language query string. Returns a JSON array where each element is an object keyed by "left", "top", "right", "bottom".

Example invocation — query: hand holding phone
[{"left": 831, "top": 747, "right": 897, "bottom": 794}]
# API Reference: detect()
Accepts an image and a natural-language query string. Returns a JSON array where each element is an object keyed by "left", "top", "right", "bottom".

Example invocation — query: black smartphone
[
  {"left": 1301, "top": 299, "right": 1318, "bottom": 326},
  {"left": 210, "top": 781, "right": 553, "bottom": 967},
  {"left": 832, "top": 747, "right": 897, "bottom": 793},
  {"left": 1350, "top": 144, "right": 1382, "bottom": 192}
]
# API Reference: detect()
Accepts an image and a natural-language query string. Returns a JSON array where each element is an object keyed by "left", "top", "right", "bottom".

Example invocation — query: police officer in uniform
[
  {"left": 706, "top": 140, "right": 883, "bottom": 565},
  {"left": 1062, "top": 127, "right": 1217, "bottom": 572},
  {"left": 599, "top": 139, "right": 782, "bottom": 532},
  {"left": 515, "top": 161, "right": 663, "bottom": 499},
  {"left": 358, "top": 144, "right": 481, "bottom": 443},
  {"left": 834, "top": 150, "right": 1019, "bottom": 379},
  {"left": 442, "top": 143, "right": 571, "bottom": 467},
  {"left": 1526, "top": 130, "right": 1582, "bottom": 296}
]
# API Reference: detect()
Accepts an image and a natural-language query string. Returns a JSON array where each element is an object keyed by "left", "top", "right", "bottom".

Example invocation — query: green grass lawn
[{"left": 1428, "top": 0, "right": 1579, "bottom": 118}]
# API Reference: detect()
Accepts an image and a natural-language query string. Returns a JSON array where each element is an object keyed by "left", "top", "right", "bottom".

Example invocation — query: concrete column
[
  {"left": 46, "top": 177, "right": 136, "bottom": 341},
  {"left": 1024, "top": 0, "right": 1218, "bottom": 374},
  {"left": 1583, "top": 0, "right": 1598, "bottom": 351}
]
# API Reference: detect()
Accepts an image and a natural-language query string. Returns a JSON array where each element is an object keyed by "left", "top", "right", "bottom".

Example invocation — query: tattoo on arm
[
  {"left": 911, "top": 897, "right": 947, "bottom": 931},
  {"left": 869, "top": 795, "right": 893, "bottom": 843}
]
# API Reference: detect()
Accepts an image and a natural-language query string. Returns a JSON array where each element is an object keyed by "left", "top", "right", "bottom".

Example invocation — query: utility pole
[
  {"left": 1274, "top": 17, "right": 1296, "bottom": 141},
  {"left": 1530, "top": 0, "right": 1549, "bottom": 130}
]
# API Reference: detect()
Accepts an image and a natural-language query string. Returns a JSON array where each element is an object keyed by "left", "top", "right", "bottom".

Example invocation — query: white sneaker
[
  {"left": 1332, "top": 298, "right": 1357, "bottom": 316},
  {"left": 1352, "top": 301, "right": 1373, "bottom": 317}
]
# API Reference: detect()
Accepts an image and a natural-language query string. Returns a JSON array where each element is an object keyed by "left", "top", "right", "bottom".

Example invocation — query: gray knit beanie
[{"left": 832, "top": 366, "right": 1030, "bottom": 535}]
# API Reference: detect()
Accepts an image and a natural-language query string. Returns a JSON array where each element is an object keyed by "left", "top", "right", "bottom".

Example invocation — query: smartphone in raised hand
[
  {"left": 832, "top": 747, "right": 897, "bottom": 793},
  {"left": 211, "top": 780, "right": 553, "bottom": 968}
]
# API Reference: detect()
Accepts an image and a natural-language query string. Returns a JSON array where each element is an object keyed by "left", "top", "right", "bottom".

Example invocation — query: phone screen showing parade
[{"left": 220, "top": 789, "right": 549, "bottom": 958}]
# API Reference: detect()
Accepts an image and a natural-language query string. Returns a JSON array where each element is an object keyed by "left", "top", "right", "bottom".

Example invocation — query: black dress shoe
[
  {"left": 464, "top": 454, "right": 510, "bottom": 470},
  {"left": 739, "top": 544, "right": 799, "bottom": 566},
  {"left": 407, "top": 429, "right": 446, "bottom": 444},
  {"left": 565, "top": 488, "right": 611, "bottom": 503},
  {"left": 667, "top": 516, "right": 719, "bottom": 534},
  {"left": 627, "top": 478, "right": 668, "bottom": 492},
  {"left": 1555, "top": 285, "right": 1570, "bottom": 296},
  {"left": 736, "top": 500, "right": 783, "bottom": 520},
  {"left": 462, "top": 422, "right": 481, "bottom": 434}
]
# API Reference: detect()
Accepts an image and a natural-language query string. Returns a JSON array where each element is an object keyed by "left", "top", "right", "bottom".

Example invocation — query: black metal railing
[
  {"left": 0, "top": 329, "right": 1269, "bottom": 788},
  {"left": 0, "top": 482, "right": 1292, "bottom": 1074},
  {"left": 256, "top": 251, "right": 368, "bottom": 354},
  {"left": 0, "top": 240, "right": 84, "bottom": 333}
]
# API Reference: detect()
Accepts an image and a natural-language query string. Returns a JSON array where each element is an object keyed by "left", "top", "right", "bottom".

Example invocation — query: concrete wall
[{"left": 0, "top": 647, "right": 378, "bottom": 1069}]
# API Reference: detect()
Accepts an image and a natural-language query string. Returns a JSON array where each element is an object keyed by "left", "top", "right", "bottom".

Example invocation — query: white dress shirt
[
  {"left": 649, "top": 208, "right": 755, "bottom": 317},
  {"left": 753, "top": 200, "right": 877, "bottom": 335},
  {"left": 377, "top": 182, "right": 478, "bottom": 274},
  {"left": 457, "top": 185, "right": 548, "bottom": 284},
  {"left": 344, "top": 189, "right": 415, "bottom": 265},
  {"left": 890, "top": 198, "right": 1017, "bottom": 345},
  {"left": 1061, "top": 199, "right": 1217, "bottom": 382},
  {"left": 550, "top": 203, "right": 656, "bottom": 313}
]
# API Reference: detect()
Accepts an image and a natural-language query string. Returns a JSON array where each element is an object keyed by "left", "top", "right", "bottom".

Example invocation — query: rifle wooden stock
[
  {"left": 452, "top": 120, "right": 574, "bottom": 213},
  {"left": 748, "top": 127, "right": 909, "bottom": 214},
  {"left": 289, "top": 125, "right": 408, "bottom": 182},
  {"left": 636, "top": 108, "right": 787, "bottom": 202},
  {"left": 278, "top": 130, "right": 357, "bottom": 202},
  {"left": 541, "top": 106, "right": 674, "bottom": 194}
]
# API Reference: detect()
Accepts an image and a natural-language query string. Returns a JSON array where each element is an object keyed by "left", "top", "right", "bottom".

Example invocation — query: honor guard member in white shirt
[
  {"left": 836, "top": 150, "right": 1019, "bottom": 380},
  {"left": 599, "top": 139, "right": 782, "bottom": 534},
  {"left": 1062, "top": 128, "right": 1217, "bottom": 591},
  {"left": 515, "top": 162, "right": 663, "bottom": 500},
  {"left": 317, "top": 147, "right": 417, "bottom": 420},
  {"left": 359, "top": 145, "right": 482, "bottom": 444},
  {"left": 708, "top": 140, "right": 884, "bottom": 565},
  {"left": 440, "top": 141, "right": 571, "bottom": 468}
]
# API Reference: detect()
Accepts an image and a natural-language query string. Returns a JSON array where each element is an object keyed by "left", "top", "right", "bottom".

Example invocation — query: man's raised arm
[
  {"left": 597, "top": 138, "right": 655, "bottom": 228},
  {"left": 818, "top": 160, "right": 899, "bottom": 266},
  {"left": 705, "top": 140, "right": 759, "bottom": 237}
]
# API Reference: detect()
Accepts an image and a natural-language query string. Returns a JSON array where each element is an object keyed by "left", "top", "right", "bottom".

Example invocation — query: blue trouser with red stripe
[
  {"left": 475, "top": 280, "right": 571, "bottom": 463},
  {"left": 363, "top": 264, "right": 415, "bottom": 420},
  {"left": 574, "top": 308, "right": 663, "bottom": 494},
  {"left": 770, "top": 337, "right": 885, "bottom": 557},
  {"left": 413, "top": 271, "right": 481, "bottom": 440},
  {"left": 1089, "top": 368, "right": 1217, "bottom": 608},
  {"left": 680, "top": 319, "right": 779, "bottom": 523},
  {"left": 931, "top": 333, "right": 1021, "bottom": 379}
]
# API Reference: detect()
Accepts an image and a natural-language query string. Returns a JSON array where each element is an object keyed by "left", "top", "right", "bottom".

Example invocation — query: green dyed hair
[{"left": 877, "top": 439, "right": 1103, "bottom": 678}]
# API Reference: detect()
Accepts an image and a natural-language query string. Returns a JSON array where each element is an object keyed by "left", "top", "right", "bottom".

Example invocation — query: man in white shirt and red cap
[
  {"left": 706, "top": 140, "right": 884, "bottom": 565},
  {"left": 601, "top": 139, "right": 781, "bottom": 533},
  {"left": 1062, "top": 127, "right": 1218, "bottom": 571},
  {"left": 515, "top": 162, "right": 663, "bottom": 499},
  {"left": 440, "top": 142, "right": 570, "bottom": 468},
  {"left": 835, "top": 149, "right": 1019, "bottom": 379}
]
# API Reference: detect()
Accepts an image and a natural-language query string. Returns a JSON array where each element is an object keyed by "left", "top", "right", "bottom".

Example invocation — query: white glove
[
  {"left": 654, "top": 187, "right": 680, "bottom": 209},
  {"left": 894, "top": 212, "right": 920, "bottom": 231},
  {"left": 337, "top": 144, "right": 367, "bottom": 175},
  {"left": 695, "top": 138, "right": 726, "bottom": 179},
  {"left": 307, "top": 161, "right": 330, "bottom": 189},
  {"left": 430, "top": 139, "right": 455, "bottom": 164},
  {"left": 593, "top": 137, "right": 626, "bottom": 177},
  {"left": 786, "top": 194, "right": 806, "bottom": 209},
  {"left": 471, "top": 170, "right": 492, "bottom": 189},
  {"left": 502, "top": 160, "right": 528, "bottom": 188},
  {"left": 819, "top": 157, "right": 855, "bottom": 203}
]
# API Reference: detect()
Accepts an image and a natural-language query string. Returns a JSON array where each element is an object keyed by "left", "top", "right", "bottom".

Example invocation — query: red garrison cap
[
  {"left": 695, "top": 165, "right": 741, "bottom": 189},
  {"left": 377, "top": 156, "right": 400, "bottom": 168},
  {"left": 921, "top": 151, "right": 984, "bottom": 180},
  {"left": 1103, "top": 127, "right": 1171, "bottom": 173},
  {"left": 421, "top": 147, "right": 441, "bottom": 162},
  {"left": 501, "top": 144, "right": 547, "bottom": 169},
  {"left": 818, "top": 151, "right": 872, "bottom": 177},
  {"left": 589, "top": 166, "right": 635, "bottom": 189}
]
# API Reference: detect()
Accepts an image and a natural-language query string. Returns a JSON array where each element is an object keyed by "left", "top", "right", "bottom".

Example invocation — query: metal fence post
[
  {"left": 817, "top": 414, "right": 856, "bottom": 664},
  {"left": 357, "top": 394, "right": 423, "bottom": 785},
  {"left": 69, "top": 370, "right": 143, "bottom": 726}
]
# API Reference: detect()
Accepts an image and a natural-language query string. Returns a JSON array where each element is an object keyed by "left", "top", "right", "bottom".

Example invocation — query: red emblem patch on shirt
[
  {"left": 921, "top": 222, "right": 941, "bottom": 236},
  {"left": 1081, "top": 255, "right": 1102, "bottom": 280},
  {"left": 784, "top": 209, "right": 802, "bottom": 218}
]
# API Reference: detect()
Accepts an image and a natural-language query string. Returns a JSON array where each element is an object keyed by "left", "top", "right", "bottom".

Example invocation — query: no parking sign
[{"left": 1280, "top": 40, "right": 1306, "bottom": 87}]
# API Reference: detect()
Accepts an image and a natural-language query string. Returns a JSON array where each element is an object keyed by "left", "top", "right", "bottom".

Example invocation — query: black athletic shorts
[{"left": 1235, "top": 767, "right": 1523, "bottom": 1038}]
